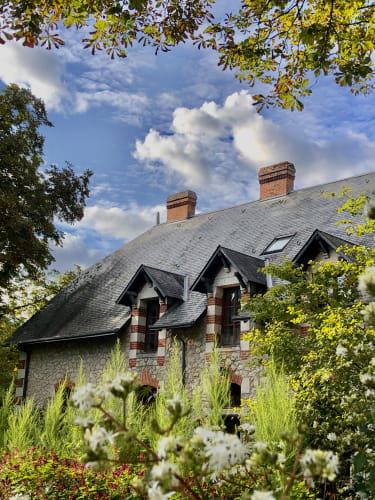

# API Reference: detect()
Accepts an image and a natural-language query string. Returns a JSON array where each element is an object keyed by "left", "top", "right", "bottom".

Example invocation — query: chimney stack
[
  {"left": 166, "top": 190, "right": 197, "bottom": 222},
  {"left": 258, "top": 161, "right": 296, "bottom": 199}
]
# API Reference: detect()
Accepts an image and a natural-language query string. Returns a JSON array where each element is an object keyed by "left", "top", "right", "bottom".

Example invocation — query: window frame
[
  {"left": 143, "top": 298, "right": 160, "bottom": 353},
  {"left": 220, "top": 286, "right": 241, "bottom": 347}
]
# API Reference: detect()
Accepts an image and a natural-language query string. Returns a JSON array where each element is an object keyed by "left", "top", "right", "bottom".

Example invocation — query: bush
[{"left": 0, "top": 448, "right": 140, "bottom": 499}]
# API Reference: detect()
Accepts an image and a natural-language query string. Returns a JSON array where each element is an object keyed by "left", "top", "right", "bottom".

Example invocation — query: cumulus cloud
[
  {"left": 134, "top": 91, "right": 375, "bottom": 208},
  {"left": 0, "top": 41, "right": 67, "bottom": 110},
  {"left": 51, "top": 233, "right": 104, "bottom": 272},
  {"left": 78, "top": 203, "right": 165, "bottom": 240}
]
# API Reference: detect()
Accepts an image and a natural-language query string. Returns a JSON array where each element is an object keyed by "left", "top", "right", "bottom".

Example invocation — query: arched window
[
  {"left": 230, "top": 382, "right": 241, "bottom": 407},
  {"left": 137, "top": 385, "right": 157, "bottom": 405}
]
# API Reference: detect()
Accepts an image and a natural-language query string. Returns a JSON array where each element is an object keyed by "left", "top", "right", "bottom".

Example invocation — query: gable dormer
[
  {"left": 116, "top": 265, "right": 186, "bottom": 307},
  {"left": 191, "top": 246, "right": 267, "bottom": 295},
  {"left": 293, "top": 230, "right": 354, "bottom": 269}
]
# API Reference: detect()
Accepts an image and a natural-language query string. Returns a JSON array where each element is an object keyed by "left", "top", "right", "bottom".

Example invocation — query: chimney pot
[
  {"left": 166, "top": 190, "right": 197, "bottom": 222},
  {"left": 258, "top": 161, "right": 296, "bottom": 199}
]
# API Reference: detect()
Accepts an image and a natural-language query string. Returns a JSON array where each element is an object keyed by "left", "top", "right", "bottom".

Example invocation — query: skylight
[{"left": 262, "top": 235, "right": 294, "bottom": 254}]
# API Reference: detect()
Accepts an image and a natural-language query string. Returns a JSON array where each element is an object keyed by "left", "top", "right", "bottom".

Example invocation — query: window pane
[
  {"left": 144, "top": 299, "right": 160, "bottom": 352},
  {"left": 220, "top": 287, "right": 240, "bottom": 346}
]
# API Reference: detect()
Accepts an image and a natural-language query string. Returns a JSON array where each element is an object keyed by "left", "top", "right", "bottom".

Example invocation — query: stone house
[{"left": 7, "top": 162, "right": 375, "bottom": 408}]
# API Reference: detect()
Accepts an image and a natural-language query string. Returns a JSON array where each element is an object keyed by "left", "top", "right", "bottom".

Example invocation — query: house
[{"left": 7, "top": 162, "right": 375, "bottom": 407}]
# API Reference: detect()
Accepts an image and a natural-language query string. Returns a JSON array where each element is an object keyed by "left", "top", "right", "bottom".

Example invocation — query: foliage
[
  {"left": 0, "top": 448, "right": 139, "bottom": 499},
  {"left": 0, "top": 267, "right": 82, "bottom": 398},
  {"left": 0, "top": 2, "right": 374, "bottom": 109},
  {"left": 243, "top": 360, "right": 297, "bottom": 462},
  {"left": 243, "top": 194, "right": 375, "bottom": 497},
  {"left": 4, "top": 398, "right": 40, "bottom": 452},
  {"left": 70, "top": 371, "right": 339, "bottom": 499},
  {"left": 0, "top": 84, "right": 92, "bottom": 293},
  {"left": 0, "top": 382, "right": 14, "bottom": 449}
]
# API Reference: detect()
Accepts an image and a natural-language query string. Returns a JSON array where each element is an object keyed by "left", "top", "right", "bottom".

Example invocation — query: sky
[{"left": 1, "top": 6, "right": 374, "bottom": 273}]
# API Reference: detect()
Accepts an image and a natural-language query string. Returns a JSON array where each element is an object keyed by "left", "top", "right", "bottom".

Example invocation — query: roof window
[{"left": 262, "top": 235, "right": 294, "bottom": 254}]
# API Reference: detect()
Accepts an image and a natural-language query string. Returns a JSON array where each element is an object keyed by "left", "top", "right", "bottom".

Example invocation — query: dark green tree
[{"left": 0, "top": 84, "right": 92, "bottom": 294}]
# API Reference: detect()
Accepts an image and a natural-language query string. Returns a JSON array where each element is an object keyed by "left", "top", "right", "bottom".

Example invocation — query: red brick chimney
[
  {"left": 166, "top": 190, "right": 197, "bottom": 222},
  {"left": 258, "top": 161, "right": 296, "bottom": 199}
]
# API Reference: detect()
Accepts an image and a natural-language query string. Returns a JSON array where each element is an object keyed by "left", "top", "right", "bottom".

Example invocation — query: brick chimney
[
  {"left": 258, "top": 161, "right": 296, "bottom": 199},
  {"left": 166, "top": 190, "right": 197, "bottom": 222}
]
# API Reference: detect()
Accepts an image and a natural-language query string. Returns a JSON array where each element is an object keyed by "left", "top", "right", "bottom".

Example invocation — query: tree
[
  {"left": 243, "top": 195, "right": 375, "bottom": 497},
  {"left": 0, "top": 84, "right": 92, "bottom": 294},
  {"left": 0, "top": 1, "right": 374, "bottom": 109},
  {"left": 0, "top": 267, "right": 82, "bottom": 398}
]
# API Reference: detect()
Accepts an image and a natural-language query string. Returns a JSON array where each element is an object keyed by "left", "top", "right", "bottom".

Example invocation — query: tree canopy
[
  {"left": 0, "top": 84, "right": 92, "bottom": 293},
  {"left": 0, "top": 1, "right": 374, "bottom": 109}
]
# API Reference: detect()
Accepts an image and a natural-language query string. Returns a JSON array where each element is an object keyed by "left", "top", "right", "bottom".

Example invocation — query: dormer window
[
  {"left": 144, "top": 299, "right": 160, "bottom": 352},
  {"left": 262, "top": 235, "right": 294, "bottom": 254},
  {"left": 220, "top": 286, "right": 241, "bottom": 346}
]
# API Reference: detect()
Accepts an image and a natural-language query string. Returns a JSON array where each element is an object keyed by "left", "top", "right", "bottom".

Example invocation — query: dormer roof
[
  {"left": 117, "top": 265, "right": 186, "bottom": 306},
  {"left": 293, "top": 229, "right": 354, "bottom": 268},
  {"left": 191, "top": 246, "right": 267, "bottom": 293}
]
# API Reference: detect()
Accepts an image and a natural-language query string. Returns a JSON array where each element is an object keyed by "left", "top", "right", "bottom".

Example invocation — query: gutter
[{"left": 14, "top": 328, "right": 122, "bottom": 347}]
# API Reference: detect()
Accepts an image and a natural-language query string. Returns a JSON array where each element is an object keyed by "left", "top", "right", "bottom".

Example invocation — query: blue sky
[{"left": 1, "top": 11, "right": 374, "bottom": 273}]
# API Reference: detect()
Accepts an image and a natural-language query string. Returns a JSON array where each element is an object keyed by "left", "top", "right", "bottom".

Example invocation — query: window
[
  {"left": 137, "top": 385, "right": 157, "bottom": 405},
  {"left": 144, "top": 299, "right": 160, "bottom": 352},
  {"left": 220, "top": 286, "right": 241, "bottom": 346},
  {"left": 230, "top": 383, "right": 241, "bottom": 407},
  {"left": 262, "top": 235, "right": 294, "bottom": 254}
]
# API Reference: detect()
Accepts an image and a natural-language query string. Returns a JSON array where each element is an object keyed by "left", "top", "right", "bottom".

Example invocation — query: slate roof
[
  {"left": 117, "top": 265, "right": 186, "bottom": 306},
  {"left": 7, "top": 171, "right": 375, "bottom": 346},
  {"left": 191, "top": 246, "right": 266, "bottom": 293},
  {"left": 150, "top": 292, "right": 207, "bottom": 330}
]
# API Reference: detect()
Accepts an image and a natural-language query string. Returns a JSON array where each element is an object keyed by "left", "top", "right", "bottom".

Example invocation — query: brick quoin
[
  {"left": 207, "top": 296, "right": 223, "bottom": 306},
  {"left": 158, "top": 338, "right": 166, "bottom": 347},
  {"left": 157, "top": 356, "right": 165, "bottom": 366},
  {"left": 129, "top": 358, "right": 137, "bottom": 368},
  {"left": 16, "top": 378, "right": 24, "bottom": 387},
  {"left": 240, "top": 351, "right": 250, "bottom": 360},
  {"left": 130, "top": 341, "right": 143, "bottom": 350},
  {"left": 205, "top": 333, "right": 216, "bottom": 343},
  {"left": 132, "top": 307, "right": 146, "bottom": 317},
  {"left": 207, "top": 315, "right": 222, "bottom": 324},
  {"left": 17, "top": 360, "right": 26, "bottom": 369},
  {"left": 160, "top": 303, "right": 167, "bottom": 314},
  {"left": 130, "top": 324, "right": 146, "bottom": 334}
]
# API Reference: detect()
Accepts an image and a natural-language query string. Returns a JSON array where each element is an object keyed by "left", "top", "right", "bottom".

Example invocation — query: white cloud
[
  {"left": 134, "top": 91, "right": 375, "bottom": 208},
  {"left": 78, "top": 203, "right": 166, "bottom": 240},
  {"left": 0, "top": 41, "right": 67, "bottom": 110},
  {"left": 51, "top": 233, "right": 104, "bottom": 272}
]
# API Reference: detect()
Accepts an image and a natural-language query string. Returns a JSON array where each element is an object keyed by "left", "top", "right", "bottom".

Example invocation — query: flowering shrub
[
  {"left": 0, "top": 448, "right": 139, "bottom": 499},
  {"left": 70, "top": 373, "right": 338, "bottom": 500}
]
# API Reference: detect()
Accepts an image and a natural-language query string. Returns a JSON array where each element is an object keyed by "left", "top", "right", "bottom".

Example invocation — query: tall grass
[
  {"left": 199, "top": 345, "right": 231, "bottom": 429},
  {"left": 0, "top": 381, "right": 14, "bottom": 448},
  {"left": 247, "top": 359, "right": 297, "bottom": 459},
  {"left": 5, "top": 398, "right": 40, "bottom": 452}
]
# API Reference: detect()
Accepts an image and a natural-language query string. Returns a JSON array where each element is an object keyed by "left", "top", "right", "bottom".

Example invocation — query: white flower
[
  {"left": 84, "top": 425, "right": 117, "bottom": 452},
  {"left": 151, "top": 461, "right": 180, "bottom": 488},
  {"left": 74, "top": 415, "right": 94, "bottom": 427},
  {"left": 358, "top": 267, "right": 375, "bottom": 296},
  {"left": 239, "top": 423, "right": 256, "bottom": 435},
  {"left": 147, "top": 482, "right": 175, "bottom": 500},
  {"left": 72, "top": 383, "right": 98, "bottom": 411},
  {"left": 300, "top": 449, "right": 339, "bottom": 486},
  {"left": 251, "top": 491, "right": 276, "bottom": 500},
  {"left": 104, "top": 372, "right": 138, "bottom": 394},
  {"left": 361, "top": 302, "right": 375, "bottom": 324},
  {"left": 336, "top": 344, "right": 348, "bottom": 357},
  {"left": 194, "top": 427, "right": 247, "bottom": 472},
  {"left": 8, "top": 495, "right": 30, "bottom": 500},
  {"left": 327, "top": 433, "right": 337, "bottom": 441},
  {"left": 157, "top": 435, "right": 182, "bottom": 459},
  {"left": 165, "top": 394, "right": 188, "bottom": 416}
]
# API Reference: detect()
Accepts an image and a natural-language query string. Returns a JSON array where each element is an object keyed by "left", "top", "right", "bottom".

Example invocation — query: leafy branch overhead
[{"left": 0, "top": 1, "right": 374, "bottom": 109}]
